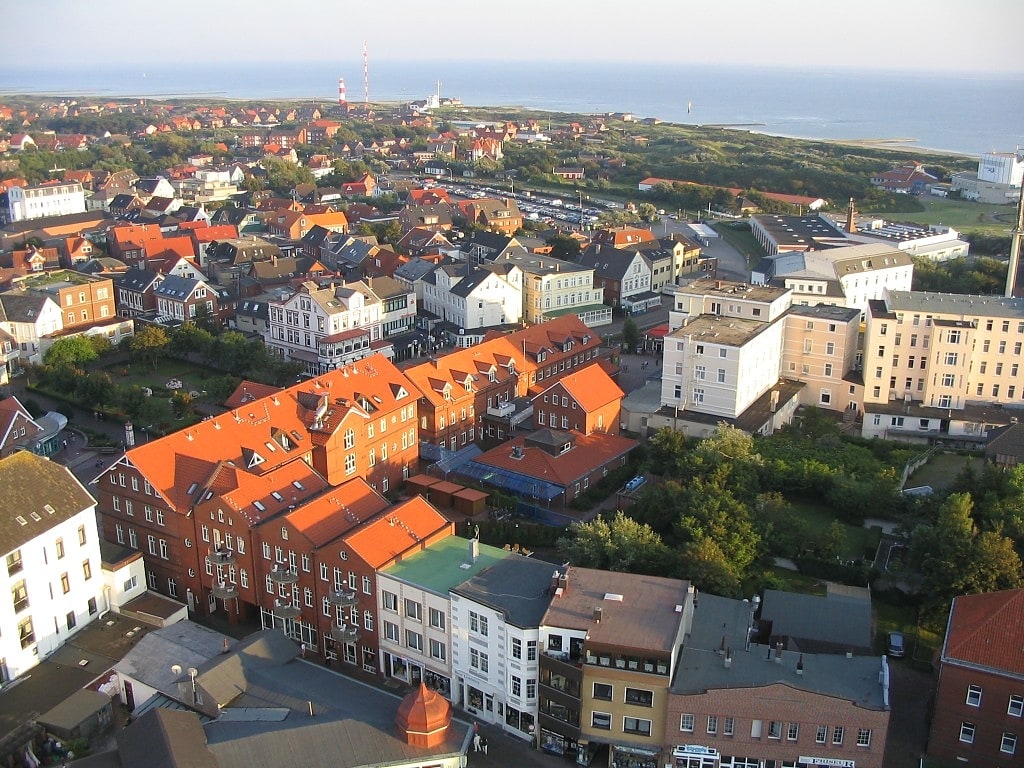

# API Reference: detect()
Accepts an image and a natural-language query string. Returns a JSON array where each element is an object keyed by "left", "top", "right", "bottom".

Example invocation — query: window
[
  {"left": 511, "top": 637, "right": 522, "bottom": 659},
  {"left": 66, "top": 611, "right": 77, "bottom": 631},
  {"left": 593, "top": 682, "right": 613, "bottom": 701},
  {"left": 1009, "top": 695, "right": 1023, "bottom": 717},
  {"left": 511, "top": 676, "right": 522, "bottom": 698},
  {"left": 430, "top": 638, "right": 446, "bottom": 661},
  {"left": 768, "top": 721, "right": 782, "bottom": 739},
  {"left": 406, "top": 630, "right": 423, "bottom": 652},
  {"left": 680, "top": 714, "right": 695, "bottom": 733},
  {"left": 959, "top": 722, "right": 975, "bottom": 744},
  {"left": 816, "top": 725, "right": 828, "bottom": 744},
  {"left": 966, "top": 685, "right": 982, "bottom": 707},
  {"left": 623, "top": 717, "right": 652, "bottom": 736},
  {"left": 383, "top": 621, "right": 399, "bottom": 642},
  {"left": 832, "top": 726, "right": 845, "bottom": 745},
  {"left": 592, "top": 712, "right": 612, "bottom": 731},
  {"left": 1002, "top": 732, "right": 1017, "bottom": 755},
  {"left": 18, "top": 617, "right": 35, "bottom": 649},
  {"left": 527, "top": 641, "right": 537, "bottom": 661},
  {"left": 344, "top": 453, "right": 356, "bottom": 475},
  {"left": 624, "top": 687, "right": 653, "bottom": 707},
  {"left": 527, "top": 678, "right": 536, "bottom": 699},
  {"left": 55, "top": 538, "right": 65, "bottom": 559},
  {"left": 470, "top": 648, "right": 488, "bottom": 673},
  {"left": 82, "top": 559, "right": 92, "bottom": 580},
  {"left": 429, "top": 607, "right": 446, "bottom": 630},
  {"left": 723, "top": 717, "right": 734, "bottom": 736},
  {"left": 707, "top": 716, "right": 718, "bottom": 735},
  {"left": 383, "top": 591, "right": 398, "bottom": 611},
  {"left": 788, "top": 723, "right": 799, "bottom": 741},
  {"left": 857, "top": 728, "right": 871, "bottom": 747},
  {"left": 469, "top": 611, "right": 488, "bottom": 636},
  {"left": 404, "top": 598, "right": 421, "bottom": 621},
  {"left": 944, "top": 352, "right": 958, "bottom": 365}
]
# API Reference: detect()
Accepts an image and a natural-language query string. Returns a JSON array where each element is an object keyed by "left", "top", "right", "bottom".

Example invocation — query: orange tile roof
[
  {"left": 538, "top": 363, "right": 624, "bottom": 412},
  {"left": 945, "top": 588, "right": 1024, "bottom": 676},
  {"left": 343, "top": 495, "right": 452, "bottom": 568},
  {"left": 224, "top": 381, "right": 283, "bottom": 409},
  {"left": 285, "top": 477, "right": 390, "bottom": 547},
  {"left": 201, "top": 459, "right": 329, "bottom": 526},
  {"left": 122, "top": 354, "right": 420, "bottom": 516},
  {"left": 474, "top": 430, "right": 636, "bottom": 489}
]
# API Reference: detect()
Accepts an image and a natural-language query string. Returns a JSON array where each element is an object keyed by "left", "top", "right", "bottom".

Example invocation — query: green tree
[
  {"left": 130, "top": 325, "right": 171, "bottom": 369},
  {"left": 546, "top": 233, "right": 581, "bottom": 261},
  {"left": 621, "top": 317, "right": 640, "bottom": 352},
  {"left": 171, "top": 322, "right": 215, "bottom": 357},
  {"left": 44, "top": 336, "right": 98, "bottom": 369},
  {"left": 557, "top": 512, "right": 672, "bottom": 574}
]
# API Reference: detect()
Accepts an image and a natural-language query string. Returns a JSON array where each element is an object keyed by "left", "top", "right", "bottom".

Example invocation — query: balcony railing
[
  {"left": 327, "top": 589, "right": 358, "bottom": 607},
  {"left": 209, "top": 549, "right": 235, "bottom": 567},
  {"left": 269, "top": 565, "right": 299, "bottom": 584},
  {"left": 211, "top": 581, "right": 239, "bottom": 600},
  {"left": 272, "top": 600, "right": 300, "bottom": 619},
  {"left": 330, "top": 623, "right": 361, "bottom": 643}
]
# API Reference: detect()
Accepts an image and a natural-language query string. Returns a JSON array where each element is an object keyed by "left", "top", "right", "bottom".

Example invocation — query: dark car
[{"left": 887, "top": 631, "right": 906, "bottom": 658}]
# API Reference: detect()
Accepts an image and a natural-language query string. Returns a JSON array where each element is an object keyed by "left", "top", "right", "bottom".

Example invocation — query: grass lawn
[
  {"left": 874, "top": 598, "right": 941, "bottom": 667},
  {"left": 760, "top": 567, "right": 828, "bottom": 595},
  {"left": 907, "top": 451, "right": 977, "bottom": 492},
  {"left": 787, "top": 497, "right": 883, "bottom": 559},
  {"left": 105, "top": 359, "right": 209, "bottom": 391},
  {"left": 871, "top": 195, "right": 1015, "bottom": 238}
]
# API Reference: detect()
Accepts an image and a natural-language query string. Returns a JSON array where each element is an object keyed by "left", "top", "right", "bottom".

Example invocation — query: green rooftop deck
[{"left": 382, "top": 536, "right": 508, "bottom": 595}]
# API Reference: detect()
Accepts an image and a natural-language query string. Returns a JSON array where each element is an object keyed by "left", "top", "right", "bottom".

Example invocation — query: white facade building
[
  {"left": 4, "top": 181, "right": 86, "bottom": 224},
  {"left": 421, "top": 264, "right": 522, "bottom": 337},
  {"left": 0, "top": 452, "right": 105, "bottom": 682},
  {"left": 0, "top": 293, "right": 64, "bottom": 365}
]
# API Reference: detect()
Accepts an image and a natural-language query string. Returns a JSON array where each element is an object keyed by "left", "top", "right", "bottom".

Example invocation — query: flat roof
[
  {"left": 668, "top": 314, "right": 772, "bottom": 347},
  {"left": 674, "top": 277, "right": 789, "bottom": 303},
  {"left": 883, "top": 290, "right": 1024, "bottom": 319},
  {"left": 382, "top": 535, "right": 508, "bottom": 595},
  {"left": 452, "top": 555, "right": 556, "bottom": 628}
]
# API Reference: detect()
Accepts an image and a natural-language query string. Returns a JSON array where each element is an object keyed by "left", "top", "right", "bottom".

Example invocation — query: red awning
[{"left": 645, "top": 323, "right": 670, "bottom": 338}]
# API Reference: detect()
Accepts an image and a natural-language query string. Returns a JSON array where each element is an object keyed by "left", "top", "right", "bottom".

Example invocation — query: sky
[{"left": 4, "top": 0, "right": 1023, "bottom": 74}]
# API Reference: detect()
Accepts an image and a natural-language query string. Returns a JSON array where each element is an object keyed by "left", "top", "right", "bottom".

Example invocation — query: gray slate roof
[
  {"left": 759, "top": 583, "right": 872, "bottom": 652},
  {"left": 116, "top": 621, "right": 235, "bottom": 702},
  {"left": 118, "top": 708, "right": 219, "bottom": 768},
  {"left": 0, "top": 452, "right": 96, "bottom": 555},
  {"left": 452, "top": 555, "right": 556, "bottom": 628}
]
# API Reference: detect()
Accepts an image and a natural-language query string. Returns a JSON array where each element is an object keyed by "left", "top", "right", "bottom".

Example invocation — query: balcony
[
  {"left": 211, "top": 581, "right": 238, "bottom": 600},
  {"left": 327, "top": 588, "right": 358, "bottom": 607},
  {"left": 330, "top": 623, "right": 361, "bottom": 643},
  {"left": 272, "top": 600, "right": 300, "bottom": 619},
  {"left": 209, "top": 549, "right": 235, "bottom": 567},
  {"left": 269, "top": 565, "right": 299, "bottom": 584}
]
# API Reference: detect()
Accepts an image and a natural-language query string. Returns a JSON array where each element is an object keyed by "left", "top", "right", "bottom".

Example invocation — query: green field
[{"left": 871, "top": 195, "right": 1017, "bottom": 238}]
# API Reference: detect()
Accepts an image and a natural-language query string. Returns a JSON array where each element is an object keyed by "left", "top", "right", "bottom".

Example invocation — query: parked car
[{"left": 887, "top": 631, "right": 905, "bottom": 658}]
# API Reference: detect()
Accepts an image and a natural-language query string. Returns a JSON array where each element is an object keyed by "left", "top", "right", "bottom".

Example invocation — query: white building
[
  {"left": 666, "top": 278, "right": 792, "bottom": 333},
  {"left": 951, "top": 151, "right": 1024, "bottom": 205},
  {"left": 0, "top": 292, "right": 64, "bottom": 365},
  {"left": 451, "top": 554, "right": 553, "bottom": 742},
  {"left": 421, "top": 263, "right": 522, "bottom": 341},
  {"left": 3, "top": 181, "right": 86, "bottom": 224},
  {"left": 264, "top": 279, "right": 391, "bottom": 374},
  {"left": 376, "top": 537, "right": 507, "bottom": 702},
  {"left": 0, "top": 452, "right": 106, "bottom": 682}
]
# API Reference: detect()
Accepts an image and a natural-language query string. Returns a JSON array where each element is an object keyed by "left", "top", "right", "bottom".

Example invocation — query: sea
[{"left": 4, "top": 60, "right": 1023, "bottom": 157}]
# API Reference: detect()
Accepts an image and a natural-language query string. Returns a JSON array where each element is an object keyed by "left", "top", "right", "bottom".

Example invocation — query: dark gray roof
[
  {"left": 203, "top": 654, "right": 468, "bottom": 768},
  {"left": 0, "top": 452, "right": 96, "bottom": 555},
  {"left": 760, "top": 584, "right": 872, "bottom": 653},
  {"left": 154, "top": 274, "right": 206, "bottom": 299},
  {"left": 394, "top": 257, "right": 439, "bottom": 283},
  {"left": 234, "top": 299, "right": 269, "bottom": 320},
  {"left": 670, "top": 593, "right": 888, "bottom": 710},
  {"left": 118, "top": 708, "right": 219, "bottom": 768},
  {"left": 578, "top": 243, "right": 649, "bottom": 280},
  {"left": 116, "top": 267, "right": 163, "bottom": 292},
  {"left": 448, "top": 265, "right": 493, "bottom": 298},
  {"left": 38, "top": 689, "right": 111, "bottom": 732},
  {"left": 194, "top": 630, "right": 299, "bottom": 714},
  {"left": 985, "top": 422, "right": 1024, "bottom": 460},
  {"left": 463, "top": 230, "right": 515, "bottom": 253},
  {"left": 452, "top": 555, "right": 555, "bottom": 628},
  {"left": 0, "top": 291, "right": 54, "bottom": 323}
]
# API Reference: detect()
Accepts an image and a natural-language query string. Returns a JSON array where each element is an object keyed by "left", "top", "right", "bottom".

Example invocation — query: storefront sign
[{"left": 799, "top": 757, "right": 855, "bottom": 768}]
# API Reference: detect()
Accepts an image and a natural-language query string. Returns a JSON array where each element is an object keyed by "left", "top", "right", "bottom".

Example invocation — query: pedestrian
[
  {"left": 473, "top": 732, "right": 481, "bottom": 752},
  {"left": 480, "top": 736, "right": 488, "bottom": 755}
]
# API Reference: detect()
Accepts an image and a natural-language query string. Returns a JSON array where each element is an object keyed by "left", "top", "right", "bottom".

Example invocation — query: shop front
[
  {"left": 672, "top": 744, "right": 720, "bottom": 767},
  {"left": 504, "top": 705, "right": 535, "bottom": 743},
  {"left": 610, "top": 743, "right": 660, "bottom": 768},
  {"left": 797, "top": 758, "right": 855, "bottom": 768}
]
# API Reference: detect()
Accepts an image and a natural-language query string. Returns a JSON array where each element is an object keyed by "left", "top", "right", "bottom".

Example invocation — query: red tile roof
[
  {"left": 285, "top": 477, "right": 390, "bottom": 546},
  {"left": 343, "top": 495, "right": 452, "bottom": 568},
  {"left": 537, "top": 363, "right": 624, "bottom": 413},
  {"left": 944, "top": 588, "right": 1024, "bottom": 676},
  {"left": 474, "top": 430, "right": 636, "bottom": 488}
]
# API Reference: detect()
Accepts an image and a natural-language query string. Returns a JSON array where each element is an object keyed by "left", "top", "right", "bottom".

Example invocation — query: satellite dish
[
  {"left": 188, "top": 667, "right": 199, "bottom": 679},
  {"left": 171, "top": 664, "right": 182, "bottom": 675}
]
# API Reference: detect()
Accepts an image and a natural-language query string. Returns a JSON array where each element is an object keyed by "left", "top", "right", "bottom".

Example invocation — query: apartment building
[
  {"left": 404, "top": 314, "right": 605, "bottom": 450},
  {"left": 3, "top": 181, "right": 86, "bottom": 224},
  {"left": 264, "top": 279, "right": 391, "bottom": 374},
  {"left": 666, "top": 593, "right": 890, "bottom": 768},
  {"left": 578, "top": 244, "right": 659, "bottom": 314},
  {"left": 928, "top": 589, "right": 1024, "bottom": 768},
  {"left": 499, "top": 252, "right": 612, "bottom": 327},
  {"left": 420, "top": 262, "right": 523, "bottom": 340},
  {"left": 0, "top": 292, "right": 63, "bottom": 365},
  {"left": 781, "top": 304, "right": 863, "bottom": 414},
  {"left": 377, "top": 536, "right": 507, "bottom": 705},
  {"left": 531, "top": 363, "right": 624, "bottom": 436},
  {"left": 537, "top": 567, "right": 693, "bottom": 767},
  {"left": 96, "top": 356, "right": 422, "bottom": 615},
  {"left": 450, "top": 553, "right": 555, "bottom": 742},
  {"left": 1, "top": 452, "right": 105, "bottom": 681},
  {"left": 861, "top": 290, "right": 1024, "bottom": 442}
]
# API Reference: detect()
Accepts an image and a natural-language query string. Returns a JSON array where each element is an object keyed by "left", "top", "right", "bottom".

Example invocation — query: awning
[{"left": 645, "top": 323, "right": 670, "bottom": 338}]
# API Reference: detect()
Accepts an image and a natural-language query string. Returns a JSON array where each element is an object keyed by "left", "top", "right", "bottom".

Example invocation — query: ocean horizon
[{"left": 4, "top": 60, "right": 1022, "bottom": 157}]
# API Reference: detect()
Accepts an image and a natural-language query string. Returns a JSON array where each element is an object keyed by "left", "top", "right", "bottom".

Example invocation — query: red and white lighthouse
[{"left": 338, "top": 77, "right": 347, "bottom": 109}]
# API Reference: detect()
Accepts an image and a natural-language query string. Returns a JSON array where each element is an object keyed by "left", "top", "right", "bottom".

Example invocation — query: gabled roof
[
  {"left": 343, "top": 495, "right": 451, "bottom": 569},
  {"left": 537, "top": 363, "right": 624, "bottom": 412},
  {"left": 154, "top": 274, "right": 211, "bottom": 301},
  {"left": 117, "top": 708, "right": 219, "bottom": 768},
  {"left": 0, "top": 452, "right": 95, "bottom": 554},
  {"left": 944, "top": 588, "right": 1024, "bottom": 676},
  {"left": 284, "top": 477, "right": 390, "bottom": 547},
  {"left": 115, "top": 266, "right": 164, "bottom": 292},
  {"left": 578, "top": 242, "right": 649, "bottom": 280}
]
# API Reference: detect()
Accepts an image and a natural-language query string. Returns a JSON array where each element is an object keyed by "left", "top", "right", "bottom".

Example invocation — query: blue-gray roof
[{"left": 452, "top": 556, "right": 556, "bottom": 628}]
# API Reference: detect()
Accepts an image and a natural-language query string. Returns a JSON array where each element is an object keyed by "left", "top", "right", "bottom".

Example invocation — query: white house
[
  {"left": 3, "top": 181, "right": 86, "bottom": 224},
  {"left": 421, "top": 264, "right": 522, "bottom": 341},
  {"left": 0, "top": 452, "right": 106, "bottom": 682},
  {"left": 0, "top": 292, "right": 64, "bottom": 365},
  {"left": 450, "top": 554, "right": 554, "bottom": 742}
]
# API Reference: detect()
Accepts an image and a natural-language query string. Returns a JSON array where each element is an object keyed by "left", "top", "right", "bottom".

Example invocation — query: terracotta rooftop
[{"left": 944, "top": 588, "right": 1024, "bottom": 676}]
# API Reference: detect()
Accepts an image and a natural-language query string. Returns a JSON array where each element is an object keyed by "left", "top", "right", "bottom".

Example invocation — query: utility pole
[{"left": 1005, "top": 183, "right": 1024, "bottom": 298}]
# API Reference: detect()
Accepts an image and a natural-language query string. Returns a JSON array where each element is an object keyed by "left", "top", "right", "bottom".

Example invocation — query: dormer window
[
  {"left": 488, "top": 370, "right": 497, "bottom": 383},
  {"left": 464, "top": 378, "right": 473, "bottom": 392}
]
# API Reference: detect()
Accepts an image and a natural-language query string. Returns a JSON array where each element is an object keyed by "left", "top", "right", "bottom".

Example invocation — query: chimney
[
  {"left": 469, "top": 537, "right": 479, "bottom": 563},
  {"left": 550, "top": 570, "right": 560, "bottom": 593},
  {"left": 796, "top": 654, "right": 804, "bottom": 675},
  {"left": 774, "top": 642, "right": 783, "bottom": 663},
  {"left": 845, "top": 197, "right": 858, "bottom": 233},
  {"left": 770, "top": 390, "right": 780, "bottom": 413},
  {"left": 557, "top": 573, "right": 568, "bottom": 592},
  {"left": 593, "top": 606, "right": 603, "bottom": 623},
  {"left": 723, "top": 650, "right": 732, "bottom": 669}
]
